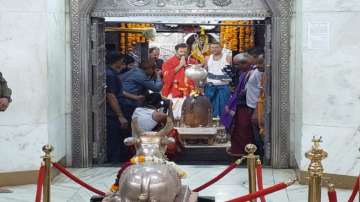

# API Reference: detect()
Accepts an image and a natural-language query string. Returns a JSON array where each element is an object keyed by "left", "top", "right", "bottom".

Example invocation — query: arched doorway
[{"left": 70, "top": 0, "right": 292, "bottom": 168}]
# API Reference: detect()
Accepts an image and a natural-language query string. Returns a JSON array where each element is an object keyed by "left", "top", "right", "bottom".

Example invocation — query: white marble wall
[
  {"left": 0, "top": 0, "right": 70, "bottom": 172},
  {"left": 292, "top": 0, "right": 360, "bottom": 176},
  {"left": 46, "top": 0, "right": 70, "bottom": 163}
]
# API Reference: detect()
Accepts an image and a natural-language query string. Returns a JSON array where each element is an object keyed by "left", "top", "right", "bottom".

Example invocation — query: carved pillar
[
  {"left": 268, "top": 0, "right": 291, "bottom": 168},
  {"left": 70, "top": 0, "right": 98, "bottom": 167}
]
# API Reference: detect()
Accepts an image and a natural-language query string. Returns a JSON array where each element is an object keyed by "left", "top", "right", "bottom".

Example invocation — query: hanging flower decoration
[
  {"left": 119, "top": 23, "right": 154, "bottom": 54},
  {"left": 220, "top": 20, "right": 255, "bottom": 52}
]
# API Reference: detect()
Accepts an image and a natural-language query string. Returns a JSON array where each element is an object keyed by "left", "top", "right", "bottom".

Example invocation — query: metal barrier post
[
  {"left": 305, "top": 137, "right": 327, "bottom": 202},
  {"left": 42, "top": 144, "right": 53, "bottom": 202},
  {"left": 245, "top": 144, "right": 258, "bottom": 202}
]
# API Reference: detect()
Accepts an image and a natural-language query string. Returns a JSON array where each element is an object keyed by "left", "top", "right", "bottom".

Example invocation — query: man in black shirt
[{"left": 105, "top": 52, "right": 130, "bottom": 162}]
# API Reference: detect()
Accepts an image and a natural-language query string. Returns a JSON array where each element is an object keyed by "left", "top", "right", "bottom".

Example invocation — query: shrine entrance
[
  {"left": 70, "top": 0, "right": 292, "bottom": 168},
  {"left": 103, "top": 19, "right": 268, "bottom": 165}
]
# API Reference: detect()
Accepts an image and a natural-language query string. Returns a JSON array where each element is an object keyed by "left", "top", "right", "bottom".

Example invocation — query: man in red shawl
[
  {"left": 162, "top": 43, "right": 198, "bottom": 120},
  {"left": 162, "top": 43, "right": 196, "bottom": 98}
]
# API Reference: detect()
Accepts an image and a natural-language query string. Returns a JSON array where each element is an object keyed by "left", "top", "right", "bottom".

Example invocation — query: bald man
[{"left": 221, "top": 53, "right": 254, "bottom": 156}]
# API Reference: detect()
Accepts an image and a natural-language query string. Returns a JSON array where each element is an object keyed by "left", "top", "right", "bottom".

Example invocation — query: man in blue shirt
[
  {"left": 120, "top": 59, "right": 163, "bottom": 121},
  {"left": 105, "top": 52, "right": 131, "bottom": 163}
]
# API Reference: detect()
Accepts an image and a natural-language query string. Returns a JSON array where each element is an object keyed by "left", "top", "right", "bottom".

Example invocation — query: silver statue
[{"left": 102, "top": 118, "right": 183, "bottom": 202}]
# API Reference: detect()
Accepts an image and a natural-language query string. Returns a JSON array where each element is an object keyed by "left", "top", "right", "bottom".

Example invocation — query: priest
[{"left": 162, "top": 43, "right": 197, "bottom": 119}]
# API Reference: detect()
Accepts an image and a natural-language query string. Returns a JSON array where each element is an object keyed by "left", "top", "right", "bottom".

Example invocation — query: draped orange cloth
[
  {"left": 162, "top": 55, "right": 196, "bottom": 98},
  {"left": 256, "top": 74, "right": 266, "bottom": 136}
]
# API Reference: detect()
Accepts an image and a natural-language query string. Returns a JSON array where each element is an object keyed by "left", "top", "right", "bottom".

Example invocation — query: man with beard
[{"left": 162, "top": 43, "right": 197, "bottom": 119}]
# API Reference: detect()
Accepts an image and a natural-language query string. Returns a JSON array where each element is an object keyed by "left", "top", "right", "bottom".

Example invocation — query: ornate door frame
[{"left": 70, "top": 0, "right": 292, "bottom": 168}]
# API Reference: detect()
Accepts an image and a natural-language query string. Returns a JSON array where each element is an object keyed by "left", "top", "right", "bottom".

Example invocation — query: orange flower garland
[
  {"left": 220, "top": 20, "right": 255, "bottom": 52},
  {"left": 118, "top": 23, "right": 154, "bottom": 53}
]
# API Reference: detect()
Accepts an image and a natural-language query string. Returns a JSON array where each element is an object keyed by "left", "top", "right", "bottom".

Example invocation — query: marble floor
[{"left": 0, "top": 165, "right": 354, "bottom": 202}]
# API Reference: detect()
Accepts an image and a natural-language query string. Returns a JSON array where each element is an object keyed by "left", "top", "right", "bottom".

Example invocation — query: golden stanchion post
[
  {"left": 327, "top": 183, "right": 335, "bottom": 192},
  {"left": 305, "top": 137, "right": 328, "bottom": 202},
  {"left": 42, "top": 144, "right": 54, "bottom": 202},
  {"left": 245, "top": 144, "right": 258, "bottom": 202}
]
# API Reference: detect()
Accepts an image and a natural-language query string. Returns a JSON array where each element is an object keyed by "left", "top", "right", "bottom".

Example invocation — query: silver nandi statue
[{"left": 103, "top": 117, "right": 192, "bottom": 202}]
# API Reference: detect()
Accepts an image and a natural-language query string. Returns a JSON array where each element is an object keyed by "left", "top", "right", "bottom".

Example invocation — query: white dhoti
[{"left": 169, "top": 97, "right": 185, "bottom": 120}]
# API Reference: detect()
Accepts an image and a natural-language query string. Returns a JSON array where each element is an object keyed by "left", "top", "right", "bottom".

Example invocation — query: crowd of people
[
  {"left": 220, "top": 49, "right": 266, "bottom": 159},
  {"left": 105, "top": 41, "right": 266, "bottom": 163}
]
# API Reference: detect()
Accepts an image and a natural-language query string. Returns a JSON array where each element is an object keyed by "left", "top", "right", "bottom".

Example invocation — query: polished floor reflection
[{"left": 1, "top": 166, "right": 353, "bottom": 202}]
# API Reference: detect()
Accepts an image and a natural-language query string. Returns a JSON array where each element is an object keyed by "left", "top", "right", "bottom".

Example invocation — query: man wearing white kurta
[{"left": 245, "top": 55, "right": 264, "bottom": 159}]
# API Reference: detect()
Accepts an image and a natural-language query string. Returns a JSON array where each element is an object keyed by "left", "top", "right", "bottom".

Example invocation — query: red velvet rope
[
  {"left": 226, "top": 182, "right": 288, "bottom": 202},
  {"left": 328, "top": 190, "right": 337, "bottom": 202},
  {"left": 52, "top": 162, "right": 106, "bottom": 196},
  {"left": 348, "top": 176, "right": 360, "bottom": 202},
  {"left": 114, "top": 162, "right": 132, "bottom": 186},
  {"left": 35, "top": 165, "right": 45, "bottom": 202},
  {"left": 193, "top": 162, "right": 238, "bottom": 192},
  {"left": 256, "top": 161, "right": 266, "bottom": 202}
]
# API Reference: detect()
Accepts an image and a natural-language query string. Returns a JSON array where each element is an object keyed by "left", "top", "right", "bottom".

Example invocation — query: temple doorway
[
  {"left": 90, "top": 16, "right": 272, "bottom": 165},
  {"left": 70, "top": 0, "right": 292, "bottom": 168}
]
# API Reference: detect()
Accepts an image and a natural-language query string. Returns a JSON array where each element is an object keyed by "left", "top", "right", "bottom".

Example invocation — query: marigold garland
[
  {"left": 118, "top": 23, "right": 154, "bottom": 53},
  {"left": 220, "top": 20, "right": 255, "bottom": 52},
  {"left": 118, "top": 21, "right": 254, "bottom": 54}
]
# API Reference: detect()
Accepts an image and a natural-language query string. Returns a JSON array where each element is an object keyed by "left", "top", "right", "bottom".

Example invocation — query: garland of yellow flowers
[
  {"left": 220, "top": 20, "right": 255, "bottom": 52},
  {"left": 119, "top": 23, "right": 154, "bottom": 54},
  {"left": 119, "top": 23, "right": 126, "bottom": 54},
  {"left": 119, "top": 22, "right": 253, "bottom": 54}
]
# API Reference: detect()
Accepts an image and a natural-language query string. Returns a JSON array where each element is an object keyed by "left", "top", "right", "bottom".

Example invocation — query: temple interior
[{"left": 101, "top": 17, "right": 269, "bottom": 165}]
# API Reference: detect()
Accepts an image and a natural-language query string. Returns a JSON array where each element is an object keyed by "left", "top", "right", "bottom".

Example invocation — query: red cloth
[
  {"left": 229, "top": 106, "right": 253, "bottom": 155},
  {"left": 165, "top": 128, "right": 183, "bottom": 159},
  {"left": 162, "top": 55, "right": 196, "bottom": 97}
]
